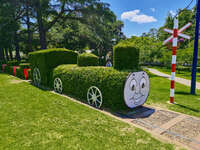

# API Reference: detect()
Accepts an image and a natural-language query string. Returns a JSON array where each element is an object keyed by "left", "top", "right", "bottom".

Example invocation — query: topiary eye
[
  {"left": 140, "top": 78, "right": 146, "bottom": 95},
  {"left": 130, "top": 79, "right": 137, "bottom": 91},
  {"left": 142, "top": 83, "right": 145, "bottom": 88}
]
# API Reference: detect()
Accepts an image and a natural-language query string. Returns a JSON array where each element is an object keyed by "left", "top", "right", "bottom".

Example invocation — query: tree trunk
[
  {"left": 15, "top": 43, "right": 21, "bottom": 61},
  {"left": 14, "top": 32, "right": 21, "bottom": 61},
  {"left": 35, "top": 0, "right": 47, "bottom": 49},
  {"left": 5, "top": 48, "right": 10, "bottom": 61},
  {"left": 1, "top": 48, "right": 5, "bottom": 62},
  {"left": 0, "top": 48, "right": 2, "bottom": 61},
  {"left": 39, "top": 29, "right": 47, "bottom": 49},
  {"left": 9, "top": 47, "right": 13, "bottom": 61},
  {"left": 26, "top": 1, "right": 33, "bottom": 52}
]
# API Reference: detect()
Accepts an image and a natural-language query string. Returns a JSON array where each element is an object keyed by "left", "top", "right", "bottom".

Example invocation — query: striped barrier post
[
  {"left": 170, "top": 18, "right": 178, "bottom": 103},
  {"left": 163, "top": 19, "right": 191, "bottom": 104}
]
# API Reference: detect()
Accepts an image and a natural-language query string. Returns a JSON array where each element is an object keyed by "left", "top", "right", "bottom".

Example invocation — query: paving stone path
[
  {"left": 115, "top": 105, "right": 200, "bottom": 150},
  {"left": 148, "top": 68, "right": 200, "bottom": 89}
]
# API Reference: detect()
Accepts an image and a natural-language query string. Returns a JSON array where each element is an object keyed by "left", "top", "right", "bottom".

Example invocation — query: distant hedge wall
[
  {"left": 29, "top": 48, "right": 78, "bottom": 86},
  {"left": 53, "top": 65, "right": 129, "bottom": 110},
  {"left": 77, "top": 53, "right": 99, "bottom": 66},
  {"left": 113, "top": 43, "right": 139, "bottom": 70}
]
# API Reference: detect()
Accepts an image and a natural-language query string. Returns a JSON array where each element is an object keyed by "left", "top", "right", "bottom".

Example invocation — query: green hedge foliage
[
  {"left": 4, "top": 65, "right": 13, "bottom": 74},
  {"left": 16, "top": 67, "right": 24, "bottom": 79},
  {"left": 53, "top": 65, "right": 129, "bottom": 110},
  {"left": 0, "top": 60, "right": 6, "bottom": 66},
  {"left": 77, "top": 53, "right": 99, "bottom": 66},
  {"left": 29, "top": 48, "right": 78, "bottom": 86},
  {"left": 7, "top": 60, "right": 20, "bottom": 66},
  {"left": 113, "top": 42, "right": 139, "bottom": 70},
  {"left": 19, "top": 63, "right": 30, "bottom": 70}
]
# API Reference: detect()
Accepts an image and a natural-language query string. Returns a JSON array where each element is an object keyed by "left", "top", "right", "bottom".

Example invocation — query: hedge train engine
[{"left": 29, "top": 43, "right": 150, "bottom": 110}]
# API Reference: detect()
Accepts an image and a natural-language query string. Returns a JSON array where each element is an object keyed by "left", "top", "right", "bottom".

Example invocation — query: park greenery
[
  {"left": 0, "top": 0, "right": 125, "bottom": 62},
  {"left": 0, "top": 0, "right": 199, "bottom": 68},
  {"left": 119, "top": 7, "right": 199, "bottom": 67}
]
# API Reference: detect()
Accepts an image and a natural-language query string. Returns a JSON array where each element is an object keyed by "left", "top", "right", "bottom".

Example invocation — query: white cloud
[
  {"left": 169, "top": 10, "right": 176, "bottom": 17},
  {"left": 150, "top": 8, "right": 156, "bottom": 12},
  {"left": 121, "top": 10, "right": 157, "bottom": 24}
]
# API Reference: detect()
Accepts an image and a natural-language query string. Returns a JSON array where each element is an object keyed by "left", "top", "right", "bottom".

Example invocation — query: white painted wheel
[
  {"left": 87, "top": 86, "right": 103, "bottom": 108},
  {"left": 33, "top": 67, "right": 41, "bottom": 86},
  {"left": 54, "top": 78, "right": 63, "bottom": 94}
]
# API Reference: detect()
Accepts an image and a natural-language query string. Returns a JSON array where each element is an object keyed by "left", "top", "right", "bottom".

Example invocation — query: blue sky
[{"left": 101, "top": 0, "right": 196, "bottom": 37}]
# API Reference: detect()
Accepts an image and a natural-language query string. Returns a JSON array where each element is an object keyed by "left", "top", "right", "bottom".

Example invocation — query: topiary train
[{"left": 29, "top": 45, "right": 150, "bottom": 110}]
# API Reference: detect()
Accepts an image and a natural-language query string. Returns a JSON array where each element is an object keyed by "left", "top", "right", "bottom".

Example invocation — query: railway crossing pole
[
  {"left": 163, "top": 18, "right": 191, "bottom": 103},
  {"left": 190, "top": 0, "right": 200, "bottom": 95}
]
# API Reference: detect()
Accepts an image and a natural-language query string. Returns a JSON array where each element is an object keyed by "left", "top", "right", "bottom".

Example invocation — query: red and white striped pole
[{"left": 170, "top": 17, "right": 178, "bottom": 103}]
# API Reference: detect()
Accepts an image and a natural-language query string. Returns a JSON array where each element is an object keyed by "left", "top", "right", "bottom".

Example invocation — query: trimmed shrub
[
  {"left": 19, "top": 63, "right": 30, "bottom": 70},
  {"left": 7, "top": 60, "right": 20, "bottom": 66},
  {"left": 53, "top": 65, "right": 129, "bottom": 110},
  {"left": 16, "top": 67, "right": 24, "bottom": 78},
  {"left": 77, "top": 53, "right": 99, "bottom": 66},
  {"left": 113, "top": 42, "right": 139, "bottom": 70},
  {"left": 4, "top": 65, "right": 13, "bottom": 74},
  {"left": 29, "top": 48, "right": 78, "bottom": 86}
]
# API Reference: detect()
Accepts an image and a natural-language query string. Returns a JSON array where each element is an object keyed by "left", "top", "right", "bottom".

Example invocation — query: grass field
[
  {"left": 153, "top": 67, "right": 200, "bottom": 83},
  {"left": 0, "top": 73, "right": 175, "bottom": 150},
  {"left": 146, "top": 71, "right": 200, "bottom": 117}
]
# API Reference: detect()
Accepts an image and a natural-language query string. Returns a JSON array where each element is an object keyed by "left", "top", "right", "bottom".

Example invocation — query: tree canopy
[{"left": 0, "top": 0, "right": 125, "bottom": 62}]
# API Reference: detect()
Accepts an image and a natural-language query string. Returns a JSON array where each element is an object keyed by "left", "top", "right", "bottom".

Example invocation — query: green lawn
[
  {"left": 152, "top": 67, "right": 200, "bottom": 83},
  {"left": 146, "top": 71, "right": 200, "bottom": 117},
  {"left": 0, "top": 73, "right": 175, "bottom": 150}
]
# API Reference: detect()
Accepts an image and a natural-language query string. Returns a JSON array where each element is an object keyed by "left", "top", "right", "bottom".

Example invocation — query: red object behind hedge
[
  {"left": 24, "top": 69, "right": 31, "bottom": 80},
  {"left": 13, "top": 66, "right": 17, "bottom": 76},
  {"left": 2, "top": 64, "right": 7, "bottom": 72}
]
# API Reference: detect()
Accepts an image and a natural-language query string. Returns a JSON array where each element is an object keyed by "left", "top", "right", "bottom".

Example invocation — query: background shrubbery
[
  {"left": 53, "top": 65, "right": 129, "bottom": 110},
  {"left": 29, "top": 48, "right": 78, "bottom": 86},
  {"left": 77, "top": 53, "right": 99, "bottom": 66}
]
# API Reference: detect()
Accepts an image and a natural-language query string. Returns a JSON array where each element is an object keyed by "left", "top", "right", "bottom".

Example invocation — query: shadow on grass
[
  {"left": 149, "top": 74, "right": 160, "bottom": 78},
  {"left": 175, "top": 103, "right": 200, "bottom": 113},
  {"left": 30, "top": 82, "right": 51, "bottom": 91},
  {"left": 175, "top": 91, "right": 191, "bottom": 95},
  {"left": 175, "top": 91, "right": 200, "bottom": 96}
]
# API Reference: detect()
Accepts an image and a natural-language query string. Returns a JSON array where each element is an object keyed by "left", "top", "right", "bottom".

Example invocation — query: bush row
[
  {"left": 3, "top": 63, "right": 31, "bottom": 80},
  {"left": 53, "top": 65, "right": 129, "bottom": 110}
]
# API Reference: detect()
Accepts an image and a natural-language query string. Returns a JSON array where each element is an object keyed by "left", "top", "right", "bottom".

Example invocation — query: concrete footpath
[
  {"left": 115, "top": 105, "right": 200, "bottom": 150},
  {"left": 147, "top": 68, "right": 200, "bottom": 89}
]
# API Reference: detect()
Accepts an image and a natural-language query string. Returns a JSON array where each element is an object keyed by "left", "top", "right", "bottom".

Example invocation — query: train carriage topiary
[{"left": 29, "top": 48, "right": 78, "bottom": 86}]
